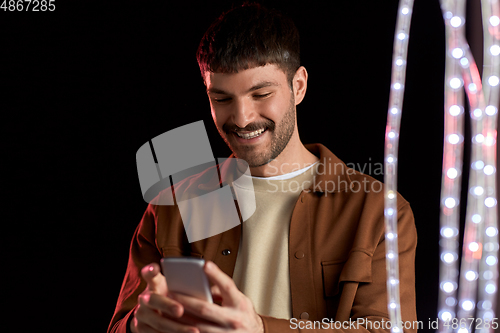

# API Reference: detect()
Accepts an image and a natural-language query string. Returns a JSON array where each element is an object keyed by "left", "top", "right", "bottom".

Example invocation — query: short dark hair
[{"left": 196, "top": 3, "right": 300, "bottom": 85}]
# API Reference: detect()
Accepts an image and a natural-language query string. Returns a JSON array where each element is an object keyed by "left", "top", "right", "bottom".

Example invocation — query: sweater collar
[{"left": 198, "top": 143, "right": 352, "bottom": 193}]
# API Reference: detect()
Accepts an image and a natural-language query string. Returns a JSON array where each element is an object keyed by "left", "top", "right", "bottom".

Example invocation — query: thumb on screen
[{"left": 141, "top": 263, "right": 167, "bottom": 294}]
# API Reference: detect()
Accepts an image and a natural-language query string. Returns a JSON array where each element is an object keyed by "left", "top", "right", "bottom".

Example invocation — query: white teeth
[{"left": 236, "top": 128, "right": 265, "bottom": 139}]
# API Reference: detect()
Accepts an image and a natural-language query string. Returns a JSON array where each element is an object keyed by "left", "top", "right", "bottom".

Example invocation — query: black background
[{"left": 2, "top": 0, "right": 498, "bottom": 332}]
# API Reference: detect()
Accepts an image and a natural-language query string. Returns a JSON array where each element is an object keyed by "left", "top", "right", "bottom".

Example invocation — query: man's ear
[{"left": 292, "top": 66, "right": 308, "bottom": 105}]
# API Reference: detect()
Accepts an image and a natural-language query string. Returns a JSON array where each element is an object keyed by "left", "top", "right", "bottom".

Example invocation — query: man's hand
[
  {"left": 130, "top": 263, "right": 199, "bottom": 333},
  {"left": 172, "top": 261, "right": 264, "bottom": 333}
]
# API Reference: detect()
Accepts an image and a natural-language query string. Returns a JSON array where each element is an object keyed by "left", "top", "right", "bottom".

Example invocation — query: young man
[{"left": 108, "top": 4, "right": 417, "bottom": 333}]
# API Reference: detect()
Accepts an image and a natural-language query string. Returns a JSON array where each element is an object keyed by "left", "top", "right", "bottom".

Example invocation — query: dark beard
[{"left": 218, "top": 97, "right": 296, "bottom": 168}]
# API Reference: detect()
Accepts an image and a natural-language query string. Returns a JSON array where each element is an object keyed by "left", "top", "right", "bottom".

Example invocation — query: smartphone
[{"left": 160, "top": 257, "right": 213, "bottom": 303}]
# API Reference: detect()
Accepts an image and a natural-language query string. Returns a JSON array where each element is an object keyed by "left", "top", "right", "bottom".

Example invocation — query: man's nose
[{"left": 231, "top": 98, "right": 257, "bottom": 129}]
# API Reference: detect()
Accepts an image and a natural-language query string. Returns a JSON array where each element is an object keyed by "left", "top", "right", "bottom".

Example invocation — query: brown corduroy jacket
[{"left": 108, "top": 143, "right": 418, "bottom": 333}]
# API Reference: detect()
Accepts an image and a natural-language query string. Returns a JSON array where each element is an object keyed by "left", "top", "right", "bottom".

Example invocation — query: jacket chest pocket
[
  {"left": 162, "top": 247, "right": 204, "bottom": 259},
  {"left": 321, "top": 251, "right": 373, "bottom": 318},
  {"left": 321, "top": 260, "right": 345, "bottom": 297}
]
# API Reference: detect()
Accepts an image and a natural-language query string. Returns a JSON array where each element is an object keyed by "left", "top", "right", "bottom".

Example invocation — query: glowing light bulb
[
  {"left": 485, "top": 105, "right": 498, "bottom": 116},
  {"left": 448, "top": 134, "right": 460, "bottom": 144},
  {"left": 485, "top": 135, "right": 495, "bottom": 146},
  {"left": 490, "top": 16, "right": 500, "bottom": 26},
  {"left": 443, "top": 282, "right": 454, "bottom": 292},
  {"left": 483, "top": 311, "right": 494, "bottom": 321},
  {"left": 450, "top": 78, "right": 462, "bottom": 88},
  {"left": 474, "top": 134, "right": 484, "bottom": 143},
  {"left": 484, "top": 165, "right": 495, "bottom": 175},
  {"left": 469, "top": 242, "right": 479, "bottom": 252},
  {"left": 488, "top": 75, "right": 499, "bottom": 86},
  {"left": 393, "top": 83, "right": 402, "bottom": 90},
  {"left": 486, "top": 227, "right": 498, "bottom": 237},
  {"left": 443, "top": 252, "right": 455, "bottom": 263},
  {"left": 473, "top": 108, "right": 482, "bottom": 117},
  {"left": 450, "top": 16, "right": 462, "bottom": 27},
  {"left": 457, "top": 328, "right": 469, "bottom": 333},
  {"left": 386, "top": 208, "right": 394, "bottom": 216},
  {"left": 441, "top": 311, "right": 452, "bottom": 322},
  {"left": 401, "top": 7, "right": 410, "bottom": 15},
  {"left": 447, "top": 168, "right": 458, "bottom": 179},
  {"left": 387, "top": 252, "right": 395, "bottom": 259},
  {"left": 485, "top": 197, "right": 497, "bottom": 207},
  {"left": 388, "top": 131, "right": 396, "bottom": 139},
  {"left": 390, "top": 302, "right": 397, "bottom": 309},
  {"left": 452, "top": 48, "right": 463, "bottom": 58},
  {"left": 468, "top": 83, "right": 477, "bottom": 92},
  {"left": 486, "top": 256, "right": 497, "bottom": 266},
  {"left": 483, "top": 300, "right": 492, "bottom": 309},
  {"left": 462, "top": 300, "right": 474, "bottom": 311},
  {"left": 473, "top": 160, "right": 484, "bottom": 170},
  {"left": 390, "top": 278, "right": 399, "bottom": 285},
  {"left": 473, "top": 186, "right": 484, "bottom": 196},
  {"left": 444, "top": 197, "right": 456, "bottom": 208},
  {"left": 395, "top": 58, "right": 404, "bottom": 66},
  {"left": 442, "top": 227, "right": 454, "bottom": 238},
  {"left": 465, "top": 271, "right": 477, "bottom": 281},
  {"left": 449, "top": 105, "right": 461, "bottom": 116},
  {"left": 460, "top": 57, "right": 469, "bottom": 66},
  {"left": 390, "top": 107, "right": 398, "bottom": 114},
  {"left": 387, "top": 232, "right": 395, "bottom": 240},
  {"left": 397, "top": 32, "right": 406, "bottom": 40},
  {"left": 486, "top": 284, "right": 496, "bottom": 294},
  {"left": 472, "top": 214, "right": 481, "bottom": 223},
  {"left": 387, "top": 191, "right": 395, "bottom": 199},
  {"left": 491, "top": 45, "right": 500, "bottom": 56}
]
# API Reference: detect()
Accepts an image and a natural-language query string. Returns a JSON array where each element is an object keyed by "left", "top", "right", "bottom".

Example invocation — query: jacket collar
[
  {"left": 303, "top": 143, "right": 352, "bottom": 193},
  {"left": 197, "top": 143, "right": 352, "bottom": 193}
]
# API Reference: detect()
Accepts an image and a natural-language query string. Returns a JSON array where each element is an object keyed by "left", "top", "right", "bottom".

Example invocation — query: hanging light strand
[
  {"left": 476, "top": 0, "right": 499, "bottom": 331},
  {"left": 437, "top": 0, "right": 499, "bottom": 332},
  {"left": 455, "top": 29, "right": 486, "bottom": 333},
  {"left": 384, "top": 1, "right": 414, "bottom": 332},
  {"left": 437, "top": 1, "right": 467, "bottom": 331}
]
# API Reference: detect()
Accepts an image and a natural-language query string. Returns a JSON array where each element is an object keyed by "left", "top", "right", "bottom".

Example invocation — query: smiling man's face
[{"left": 205, "top": 64, "right": 297, "bottom": 168}]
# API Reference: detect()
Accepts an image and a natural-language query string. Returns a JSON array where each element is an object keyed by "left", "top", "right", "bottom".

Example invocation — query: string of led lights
[
  {"left": 384, "top": 1, "right": 414, "bottom": 332},
  {"left": 437, "top": 1, "right": 467, "bottom": 331},
  {"left": 436, "top": 0, "right": 499, "bottom": 332},
  {"left": 476, "top": 1, "right": 499, "bottom": 331}
]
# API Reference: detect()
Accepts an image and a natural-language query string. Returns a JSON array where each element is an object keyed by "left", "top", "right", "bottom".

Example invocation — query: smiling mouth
[{"left": 234, "top": 128, "right": 266, "bottom": 139}]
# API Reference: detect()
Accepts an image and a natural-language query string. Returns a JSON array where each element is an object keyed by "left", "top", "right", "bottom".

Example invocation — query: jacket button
[
  {"left": 222, "top": 249, "right": 231, "bottom": 256},
  {"left": 300, "top": 312, "right": 309, "bottom": 319},
  {"left": 295, "top": 251, "right": 305, "bottom": 259}
]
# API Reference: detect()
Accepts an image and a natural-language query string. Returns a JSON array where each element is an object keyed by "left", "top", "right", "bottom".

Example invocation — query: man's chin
[{"left": 227, "top": 146, "right": 272, "bottom": 168}]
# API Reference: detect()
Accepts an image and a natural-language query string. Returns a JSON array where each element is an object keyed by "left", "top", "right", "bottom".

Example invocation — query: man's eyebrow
[
  {"left": 246, "top": 81, "right": 279, "bottom": 93},
  {"left": 207, "top": 81, "right": 279, "bottom": 95}
]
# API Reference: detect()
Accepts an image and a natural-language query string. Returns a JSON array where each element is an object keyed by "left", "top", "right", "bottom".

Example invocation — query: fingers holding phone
[
  {"left": 161, "top": 258, "right": 213, "bottom": 304},
  {"left": 131, "top": 263, "right": 196, "bottom": 333}
]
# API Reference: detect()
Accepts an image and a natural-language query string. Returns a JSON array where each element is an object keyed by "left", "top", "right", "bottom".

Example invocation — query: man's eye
[
  {"left": 214, "top": 97, "right": 231, "bottom": 103},
  {"left": 254, "top": 93, "right": 271, "bottom": 99}
]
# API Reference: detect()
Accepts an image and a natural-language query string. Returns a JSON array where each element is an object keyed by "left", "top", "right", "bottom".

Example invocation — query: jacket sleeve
[
  {"left": 259, "top": 202, "right": 418, "bottom": 333},
  {"left": 107, "top": 204, "right": 163, "bottom": 333}
]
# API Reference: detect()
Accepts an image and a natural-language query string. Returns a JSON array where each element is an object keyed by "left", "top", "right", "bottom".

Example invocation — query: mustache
[{"left": 223, "top": 120, "right": 275, "bottom": 133}]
